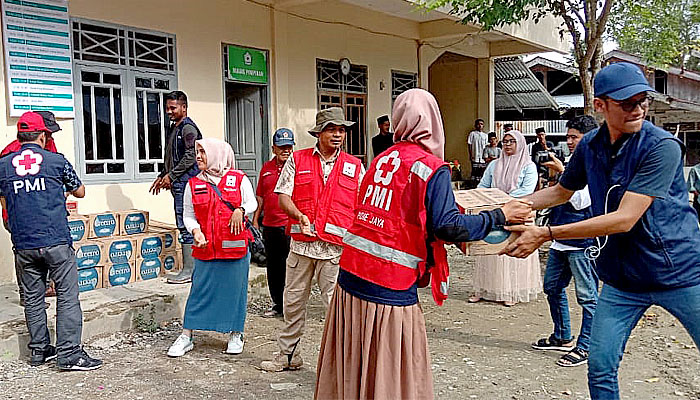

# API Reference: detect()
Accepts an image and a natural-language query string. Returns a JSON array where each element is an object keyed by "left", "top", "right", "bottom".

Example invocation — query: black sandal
[
  {"left": 531, "top": 335, "right": 576, "bottom": 351},
  {"left": 557, "top": 348, "right": 588, "bottom": 367}
]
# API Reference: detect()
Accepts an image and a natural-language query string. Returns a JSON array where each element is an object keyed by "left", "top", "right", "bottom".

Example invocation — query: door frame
[{"left": 221, "top": 43, "right": 271, "bottom": 164}]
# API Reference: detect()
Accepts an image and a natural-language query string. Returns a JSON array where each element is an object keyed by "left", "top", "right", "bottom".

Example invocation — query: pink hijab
[
  {"left": 392, "top": 88, "right": 445, "bottom": 159},
  {"left": 195, "top": 138, "right": 235, "bottom": 184},
  {"left": 492, "top": 130, "right": 534, "bottom": 193}
]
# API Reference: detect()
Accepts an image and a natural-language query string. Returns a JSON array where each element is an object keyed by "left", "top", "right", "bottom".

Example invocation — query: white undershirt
[
  {"left": 183, "top": 174, "right": 258, "bottom": 234},
  {"left": 549, "top": 186, "right": 591, "bottom": 252}
]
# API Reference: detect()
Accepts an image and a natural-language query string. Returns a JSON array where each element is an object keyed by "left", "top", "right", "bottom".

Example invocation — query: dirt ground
[{"left": 0, "top": 246, "right": 698, "bottom": 400}]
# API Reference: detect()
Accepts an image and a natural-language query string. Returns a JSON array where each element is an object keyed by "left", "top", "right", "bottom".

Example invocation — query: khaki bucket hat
[{"left": 308, "top": 107, "right": 355, "bottom": 136}]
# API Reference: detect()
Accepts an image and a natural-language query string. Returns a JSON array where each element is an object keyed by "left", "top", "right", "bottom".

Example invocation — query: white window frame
[
  {"left": 391, "top": 70, "right": 417, "bottom": 103},
  {"left": 71, "top": 18, "right": 177, "bottom": 184}
]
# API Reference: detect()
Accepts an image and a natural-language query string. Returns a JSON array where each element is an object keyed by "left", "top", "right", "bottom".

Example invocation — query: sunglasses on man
[{"left": 604, "top": 94, "right": 653, "bottom": 113}]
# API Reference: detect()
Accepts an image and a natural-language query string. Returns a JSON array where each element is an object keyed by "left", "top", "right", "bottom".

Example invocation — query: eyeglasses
[
  {"left": 501, "top": 139, "right": 517, "bottom": 145},
  {"left": 606, "top": 95, "right": 653, "bottom": 112}
]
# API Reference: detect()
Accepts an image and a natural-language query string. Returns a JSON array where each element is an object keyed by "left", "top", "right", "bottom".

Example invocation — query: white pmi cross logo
[
  {"left": 12, "top": 149, "right": 43, "bottom": 176},
  {"left": 373, "top": 150, "right": 400, "bottom": 185}
]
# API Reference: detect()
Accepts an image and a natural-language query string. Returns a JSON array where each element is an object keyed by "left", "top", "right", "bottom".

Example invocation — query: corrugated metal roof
[{"left": 494, "top": 57, "right": 559, "bottom": 112}]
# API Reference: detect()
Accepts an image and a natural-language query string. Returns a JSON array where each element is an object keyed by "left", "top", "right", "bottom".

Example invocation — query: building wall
[
  {"left": 0, "top": 0, "right": 421, "bottom": 282},
  {"left": 429, "top": 53, "right": 478, "bottom": 170}
]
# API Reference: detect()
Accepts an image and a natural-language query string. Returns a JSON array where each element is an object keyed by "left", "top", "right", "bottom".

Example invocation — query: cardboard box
[
  {"left": 118, "top": 210, "right": 149, "bottom": 236},
  {"left": 68, "top": 215, "right": 89, "bottom": 243},
  {"left": 453, "top": 188, "right": 521, "bottom": 256},
  {"left": 78, "top": 266, "right": 103, "bottom": 292},
  {"left": 136, "top": 257, "right": 162, "bottom": 281},
  {"left": 103, "top": 261, "right": 136, "bottom": 288},
  {"left": 99, "top": 237, "right": 137, "bottom": 264},
  {"left": 149, "top": 227, "right": 178, "bottom": 252},
  {"left": 135, "top": 233, "right": 165, "bottom": 259},
  {"left": 150, "top": 220, "right": 181, "bottom": 250},
  {"left": 161, "top": 250, "right": 182, "bottom": 274},
  {"left": 87, "top": 212, "right": 119, "bottom": 239},
  {"left": 75, "top": 241, "right": 105, "bottom": 269},
  {"left": 66, "top": 200, "right": 78, "bottom": 216}
]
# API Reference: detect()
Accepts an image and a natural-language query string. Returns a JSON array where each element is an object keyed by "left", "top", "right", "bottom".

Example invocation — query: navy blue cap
[
  {"left": 594, "top": 62, "right": 655, "bottom": 100},
  {"left": 273, "top": 128, "right": 295, "bottom": 146}
]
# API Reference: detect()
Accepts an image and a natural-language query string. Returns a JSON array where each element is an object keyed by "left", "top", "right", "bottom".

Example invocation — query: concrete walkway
[{"left": 0, "top": 263, "right": 268, "bottom": 360}]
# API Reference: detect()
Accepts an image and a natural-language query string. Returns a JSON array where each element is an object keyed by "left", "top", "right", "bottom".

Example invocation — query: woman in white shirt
[{"left": 167, "top": 138, "right": 257, "bottom": 357}]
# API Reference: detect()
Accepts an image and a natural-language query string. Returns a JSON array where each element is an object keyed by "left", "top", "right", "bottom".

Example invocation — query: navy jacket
[
  {"left": 561, "top": 121, "right": 700, "bottom": 292},
  {"left": 0, "top": 143, "right": 76, "bottom": 250}
]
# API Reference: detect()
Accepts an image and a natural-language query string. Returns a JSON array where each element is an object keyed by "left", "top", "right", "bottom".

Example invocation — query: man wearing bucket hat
[
  {"left": 503, "top": 62, "right": 700, "bottom": 399},
  {"left": 0, "top": 112, "right": 102, "bottom": 370},
  {"left": 260, "top": 107, "right": 364, "bottom": 372},
  {"left": 253, "top": 128, "right": 296, "bottom": 318}
]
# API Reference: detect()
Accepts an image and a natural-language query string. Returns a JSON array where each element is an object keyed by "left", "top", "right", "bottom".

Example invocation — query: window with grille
[
  {"left": 316, "top": 59, "right": 368, "bottom": 164},
  {"left": 72, "top": 19, "right": 177, "bottom": 183},
  {"left": 391, "top": 70, "right": 417, "bottom": 101}
]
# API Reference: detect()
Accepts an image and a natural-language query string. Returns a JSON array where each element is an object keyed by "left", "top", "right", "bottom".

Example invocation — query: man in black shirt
[{"left": 371, "top": 115, "right": 393, "bottom": 157}]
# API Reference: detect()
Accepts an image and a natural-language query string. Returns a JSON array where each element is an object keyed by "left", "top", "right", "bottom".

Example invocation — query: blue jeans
[
  {"left": 544, "top": 248, "right": 598, "bottom": 351},
  {"left": 588, "top": 283, "right": 700, "bottom": 399},
  {"left": 171, "top": 180, "right": 193, "bottom": 245}
]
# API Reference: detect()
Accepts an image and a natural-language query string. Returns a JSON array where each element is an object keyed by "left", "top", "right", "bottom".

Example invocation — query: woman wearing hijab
[
  {"left": 470, "top": 130, "right": 541, "bottom": 306},
  {"left": 314, "top": 89, "right": 533, "bottom": 399},
  {"left": 167, "top": 138, "right": 258, "bottom": 357}
]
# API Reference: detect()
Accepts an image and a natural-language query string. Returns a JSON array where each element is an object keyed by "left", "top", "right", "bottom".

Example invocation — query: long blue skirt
[{"left": 183, "top": 253, "right": 250, "bottom": 333}]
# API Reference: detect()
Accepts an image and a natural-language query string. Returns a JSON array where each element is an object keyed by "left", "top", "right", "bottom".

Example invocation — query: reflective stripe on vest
[
  {"left": 343, "top": 232, "right": 423, "bottom": 269},
  {"left": 289, "top": 223, "right": 316, "bottom": 234},
  {"left": 410, "top": 160, "right": 433, "bottom": 181},
  {"left": 324, "top": 223, "right": 347, "bottom": 238},
  {"left": 222, "top": 240, "right": 247, "bottom": 249}
]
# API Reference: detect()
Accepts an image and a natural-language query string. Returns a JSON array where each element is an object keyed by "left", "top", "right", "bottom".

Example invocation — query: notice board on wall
[{"left": 2, "top": 0, "right": 74, "bottom": 118}]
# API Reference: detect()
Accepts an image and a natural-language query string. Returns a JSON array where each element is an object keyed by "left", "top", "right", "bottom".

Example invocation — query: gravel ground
[{"left": 0, "top": 246, "right": 698, "bottom": 400}]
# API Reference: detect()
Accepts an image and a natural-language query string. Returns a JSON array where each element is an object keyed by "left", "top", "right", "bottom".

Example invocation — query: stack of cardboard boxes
[{"left": 67, "top": 204, "right": 182, "bottom": 292}]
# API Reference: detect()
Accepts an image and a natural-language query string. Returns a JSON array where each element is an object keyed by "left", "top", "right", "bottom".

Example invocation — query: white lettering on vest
[
  {"left": 12, "top": 177, "right": 46, "bottom": 194},
  {"left": 357, "top": 211, "right": 369, "bottom": 222},
  {"left": 362, "top": 184, "right": 394, "bottom": 212}
]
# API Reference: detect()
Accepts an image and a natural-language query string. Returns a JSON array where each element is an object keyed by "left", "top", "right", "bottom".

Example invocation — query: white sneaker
[
  {"left": 225, "top": 332, "right": 244, "bottom": 354},
  {"left": 167, "top": 334, "right": 193, "bottom": 357}
]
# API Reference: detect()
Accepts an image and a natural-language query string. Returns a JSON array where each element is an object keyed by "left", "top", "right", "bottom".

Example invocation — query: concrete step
[{"left": 0, "top": 263, "right": 269, "bottom": 360}]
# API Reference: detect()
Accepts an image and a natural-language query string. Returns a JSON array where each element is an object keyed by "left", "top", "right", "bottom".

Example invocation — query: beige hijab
[
  {"left": 195, "top": 138, "right": 235, "bottom": 184},
  {"left": 492, "top": 130, "right": 533, "bottom": 193},
  {"left": 392, "top": 88, "right": 445, "bottom": 159}
]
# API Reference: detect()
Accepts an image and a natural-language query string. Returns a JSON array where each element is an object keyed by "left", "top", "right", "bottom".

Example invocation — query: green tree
[
  {"left": 419, "top": 0, "right": 615, "bottom": 115},
  {"left": 609, "top": 0, "right": 700, "bottom": 70}
]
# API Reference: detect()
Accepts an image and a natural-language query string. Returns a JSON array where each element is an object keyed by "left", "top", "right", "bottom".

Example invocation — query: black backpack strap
[{"left": 205, "top": 182, "right": 237, "bottom": 212}]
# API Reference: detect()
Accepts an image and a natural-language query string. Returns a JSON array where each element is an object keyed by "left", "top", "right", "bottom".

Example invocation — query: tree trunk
[{"left": 580, "top": 65, "right": 595, "bottom": 116}]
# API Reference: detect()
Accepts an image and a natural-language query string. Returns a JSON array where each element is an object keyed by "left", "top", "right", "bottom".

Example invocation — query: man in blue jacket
[
  {"left": 0, "top": 112, "right": 101, "bottom": 370},
  {"left": 503, "top": 62, "right": 700, "bottom": 399}
]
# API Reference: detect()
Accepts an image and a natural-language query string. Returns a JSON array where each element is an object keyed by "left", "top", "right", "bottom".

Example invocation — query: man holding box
[
  {"left": 149, "top": 91, "right": 202, "bottom": 284},
  {"left": 504, "top": 62, "right": 700, "bottom": 399},
  {"left": 0, "top": 112, "right": 101, "bottom": 370}
]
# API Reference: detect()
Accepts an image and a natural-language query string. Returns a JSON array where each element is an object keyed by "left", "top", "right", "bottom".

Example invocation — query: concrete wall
[{"left": 429, "top": 52, "right": 478, "bottom": 170}]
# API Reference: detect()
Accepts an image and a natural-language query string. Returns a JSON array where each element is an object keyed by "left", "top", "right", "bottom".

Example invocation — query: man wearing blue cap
[
  {"left": 502, "top": 62, "right": 700, "bottom": 399},
  {"left": 253, "top": 128, "right": 295, "bottom": 318}
]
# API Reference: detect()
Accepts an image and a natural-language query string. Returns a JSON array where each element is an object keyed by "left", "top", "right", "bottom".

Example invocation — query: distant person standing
[
  {"left": 467, "top": 119, "right": 488, "bottom": 179},
  {"left": 0, "top": 112, "right": 101, "bottom": 370},
  {"left": 371, "top": 115, "right": 393, "bottom": 157},
  {"left": 688, "top": 162, "right": 700, "bottom": 220},
  {"left": 253, "top": 128, "right": 295, "bottom": 318},
  {"left": 483, "top": 132, "right": 502, "bottom": 164},
  {"left": 531, "top": 127, "right": 555, "bottom": 185},
  {"left": 149, "top": 91, "right": 202, "bottom": 284}
]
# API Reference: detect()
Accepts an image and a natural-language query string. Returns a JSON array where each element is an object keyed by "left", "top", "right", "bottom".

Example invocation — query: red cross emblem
[
  {"left": 12, "top": 149, "right": 43, "bottom": 176},
  {"left": 373, "top": 150, "right": 401, "bottom": 185}
]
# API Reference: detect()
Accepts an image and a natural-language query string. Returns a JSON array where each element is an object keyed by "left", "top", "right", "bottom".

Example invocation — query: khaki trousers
[{"left": 278, "top": 252, "right": 339, "bottom": 354}]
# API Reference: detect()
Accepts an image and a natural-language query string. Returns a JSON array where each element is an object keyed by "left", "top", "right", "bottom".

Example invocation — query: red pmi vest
[
  {"left": 189, "top": 170, "right": 250, "bottom": 261},
  {"left": 340, "top": 142, "right": 451, "bottom": 305},
  {"left": 257, "top": 159, "right": 288, "bottom": 228},
  {"left": 286, "top": 148, "right": 362, "bottom": 246}
]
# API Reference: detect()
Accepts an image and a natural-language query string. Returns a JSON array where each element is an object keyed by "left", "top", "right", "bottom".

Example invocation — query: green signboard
[{"left": 227, "top": 45, "right": 268, "bottom": 84}]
